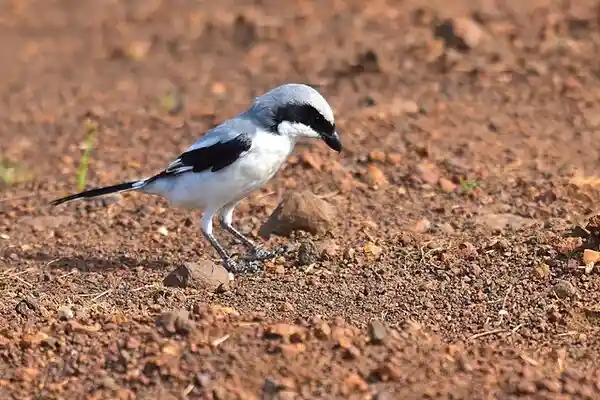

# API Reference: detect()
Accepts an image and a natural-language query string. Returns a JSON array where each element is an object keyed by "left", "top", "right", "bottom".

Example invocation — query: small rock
[
  {"left": 452, "top": 18, "right": 485, "bottom": 49},
  {"left": 156, "top": 309, "right": 193, "bottom": 335},
  {"left": 342, "top": 374, "right": 369, "bottom": 394},
  {"left": 14, "top": 367, "right": 38, "bottom": 382},
  {"left": 416, "top": 162, "right": 440, "bottom": 185},
  {"left": 157, "top": 226, "right": 169, "bottom": 236},
  {"left": 374, "top": 390, "right": 396, "bottom": 400},
  {"left": 343, "top": 346, "right": 361, "bottom": 360},
  {"left": 439, "top": 223, "right": 455, "bottom": 234},
  {"left": 277, "top": 390, "right": 298, "bottom": 400},
  {"left": 297, "top": 240, "right": 319, "bottom": 266},
  {"left": 516, "top": 380, "right": 537, "bottom": 394},
  {"left": 365, "top": 165, "right": 389, "bottom": 186},
  {"left": 58, "top": 306, "right": 74, "bottom": 320},
  {"left": 583, "top": 249, "right": 600, "bottom": 265},
  {"left": 194, "top": 372, "right": 212, "bottom": 388},
  {"left": 412, "top": 218, "right": 432, "bottom": 233},
  {"left": 314, "top": 322, "right": 331, "bottom": 339},
  {"left": 259, "top": 191, "right": 336, "bottom": 238},
  {"left": 439, "top": 177, "right": 457, "bottom": 192},
  {"left": 537, "top": 379, "right": 562, "bottom": 393},
  {"left": 337, "top": 335, "right": 354, "bottom": 349},
  {"left": 15, "top": 298, "right": 38, "bottom": 317},
  {"left": 100, "top": 376, "right": 120, "bottom": 391},
  {"left": 533, "top": 263, "right": 550, "bottom": 279},
  {"left": 368, "top": 150, "right": 387, "bottom": 163},
  {"left": 262, "top": 378, "right": 281, "bottom": 397},
  {"left": 163, "top": 261, "right": 230, "bottom": 291},
  {"left": 586, "top": 215, "right": 600, "bottom": 233},
  {"left": 68, "top": 320, "right": 102, "bottom": 333},
  {"left": 368, "top": 320, "right": 387, "bottom": 344},
  {"left": 298, "top": 151, "right": 322, "bottom": 170},
  {"left": 21, "top": 331, "right": 50, "bottom": 348},
  {"left": 387, "top": 153, "right": 403, "bottom": 165},
  {"left": 316, "top": 239, "right": 339, "bottom": 259},
  {"left": 554, "top": 236, "right": 583, "bottom": 254},
  {"left": 363, "top": 242, "right": 383, "bottom": 258},
  {"left": 278, "top": 343, "right": 306, "bottom": 356},
  {"left": 273, "top": 264, "right": 286, "bottom": 274},
  {"left": 126, "top": 40, "right": 151, "bottom": 60},
  {"left": 458, "top": 242, "right": 476, "bottom": 258},
  {"left": 125, "top": 336, "right": 141, "bottom": 350},
  {"left": 435, "top": 18, "right": 485, "bottom": 51},
  {"left": 554, "top": 280, "right": 576, "bottom": 299},
  {"left": 264, "top": 324, "right": 304, "bottom": 342},
  {"left": 475, "top": 213, "right": 535, "bottom": 232},
  {"left": 372, "top": 363, "right": 402, "bottom": 382},
  {"left": 344, "top": 247, "right": 356, "bottom": 260},
  {"left": 41, "top": 336, "right": 59, "bottom": 349}
]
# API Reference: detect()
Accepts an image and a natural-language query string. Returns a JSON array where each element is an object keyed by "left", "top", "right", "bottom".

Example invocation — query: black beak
[{"left": 322, "top": 131, "right": 342, "bottom": 152}]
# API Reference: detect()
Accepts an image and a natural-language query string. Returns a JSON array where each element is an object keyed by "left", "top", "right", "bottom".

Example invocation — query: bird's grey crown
[{"left": 247, "top": 83, "right": 335, "bottom": 135}]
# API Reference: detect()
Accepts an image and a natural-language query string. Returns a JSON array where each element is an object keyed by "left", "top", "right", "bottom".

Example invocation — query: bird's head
[{"left": 250, "top": 83, "right": 342, "bottom": 152}]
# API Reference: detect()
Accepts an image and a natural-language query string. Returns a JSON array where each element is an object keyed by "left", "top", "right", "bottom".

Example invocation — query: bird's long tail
[{"left": 49, "top": 179, "right": 147, "bottom": 206}]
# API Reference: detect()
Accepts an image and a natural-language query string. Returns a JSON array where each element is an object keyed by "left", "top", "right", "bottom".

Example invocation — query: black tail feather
[{"left": 49, "top": 180, "right": 143, "bottom": 206}]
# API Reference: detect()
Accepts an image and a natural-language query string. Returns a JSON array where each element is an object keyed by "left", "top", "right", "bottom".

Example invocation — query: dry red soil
[{"left": 3, "top": 0, "right": 600, "bottom": 398}]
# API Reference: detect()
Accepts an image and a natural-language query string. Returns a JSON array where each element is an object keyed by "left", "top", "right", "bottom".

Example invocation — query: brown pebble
[
  {"left": 554, "top": 280, "right": 576, "bottom": 299},
  {"left": 458, "top": 242, "right": 476, "bottom": 258},
  {"left": 314, "top": 322, "right": 331, "bottom": 339},
  {"left": 365, "top": 165, "right": 389, "bottom": 187},
  {"left": 537, "top": 379, "right": 562, "bottom": 393},
  {"left": 368, "top": 150, "right": 387, "bottom": 163},
  {"left": 156, "top": 309, "right": 193, "bottom": 335},
  {"left": 413, "top": 219, "right": 431, "bottom": 233},
  {"left": 533, "top": 263, "right": 550, "bottom": 279},
  {"left": 265, "top": 324, "right": 305, "bottom": 342},
  {"left": 416, "top": 162, "right": 440, "bottom": 185},
  {"left": 439, "top": 177, "right": 457, "bottom": 192},
  {"left": 368, "top": 319, "right": 387, "bottom": 344},
  {"left": 342, "top": 374, "right": 369, "bottom": 394},
  {"left": 387, "top": 153, "right": 402, "bottom": 165},
  {"left": 297, "top": 239, "right": 320, "bottom": 266},
  {"left": 259, "top": 191, "right": 336, "bottom": 238},
  {"left": 278, "top": 343, "right": 306, "bottom": 356},
  {"left": 516, "top": 381, "right": 537, "bottom": 394},
  {"left": 163, "top": 261, "right": 230, "bottom": 291},
  {"left": 343, "top": 346, "right": 361, "bottom": 360}
]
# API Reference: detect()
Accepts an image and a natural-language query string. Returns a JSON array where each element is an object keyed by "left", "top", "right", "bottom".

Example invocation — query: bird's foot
[
  {"left": 238, "top": 247, "right": 278, "bottom": 262},
  {"left": 223, "top": 258, "right": 262, "bottom": 274}
]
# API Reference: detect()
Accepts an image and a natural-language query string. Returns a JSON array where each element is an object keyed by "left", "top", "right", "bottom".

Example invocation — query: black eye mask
[{"left": 272, "top": 103, "right": 335, "bottom": 137}]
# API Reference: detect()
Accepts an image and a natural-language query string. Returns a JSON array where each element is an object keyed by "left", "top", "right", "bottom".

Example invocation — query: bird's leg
[
  {"left": 218, "top": 205, "right": 275, "bottom": 261},
  {"left": 200, "top": 213, "right": 258, "bottom": 273}
]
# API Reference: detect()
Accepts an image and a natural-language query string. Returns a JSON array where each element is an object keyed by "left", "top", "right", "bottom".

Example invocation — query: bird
[{"left": 50, "top": 83, "right": 342, "bottom": 273}]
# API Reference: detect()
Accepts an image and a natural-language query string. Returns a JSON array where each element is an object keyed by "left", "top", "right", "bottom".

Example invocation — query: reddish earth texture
[{"left": 4, "top": 0, "right": 600, "bottom": 398}]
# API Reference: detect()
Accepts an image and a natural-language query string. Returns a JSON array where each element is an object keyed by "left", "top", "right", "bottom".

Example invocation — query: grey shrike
[{"left": 50, "top": 83, "right": 342, "bottom": 273}]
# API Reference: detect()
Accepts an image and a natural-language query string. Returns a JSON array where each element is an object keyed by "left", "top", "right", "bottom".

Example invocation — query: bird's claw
[
  {"left": 223, "top": 258, "right": 262, "bottom": 274},
  {"left": 225, "top": 247, "right": 287, "bottom": 273},
  {"left": 253, "top": 248, "right": 277, "bottom": 261},
  {"left": 238, "top": 247, "right": 277, "bottom": 262}
]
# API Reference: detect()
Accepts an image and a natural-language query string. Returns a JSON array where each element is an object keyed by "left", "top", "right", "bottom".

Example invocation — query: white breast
[{"left": 239, "top": 130, "right": 295, "bottom": 182}]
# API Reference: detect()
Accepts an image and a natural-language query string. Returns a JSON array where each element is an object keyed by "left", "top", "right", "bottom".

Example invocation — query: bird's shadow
[{"left": 19, "top": 251, "right": 171, "bottom": 273}]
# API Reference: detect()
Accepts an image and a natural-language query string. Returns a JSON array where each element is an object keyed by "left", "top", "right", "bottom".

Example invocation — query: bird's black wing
[{"left": 145, "top": 133, "right": 253, "bottom": 184}]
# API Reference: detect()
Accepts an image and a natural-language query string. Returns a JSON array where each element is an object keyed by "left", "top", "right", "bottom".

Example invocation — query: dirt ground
[{"left": 3, "top": 0, "right": 600, "bottom": 398}]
